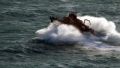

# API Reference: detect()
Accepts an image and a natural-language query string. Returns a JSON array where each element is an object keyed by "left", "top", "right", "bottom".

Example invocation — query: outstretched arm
[
  {"left": 49, "top": 16, "right": 58, "bottom": 22},
  {"left": 84, "top": 19, "right": 91, "bottom": 25}
]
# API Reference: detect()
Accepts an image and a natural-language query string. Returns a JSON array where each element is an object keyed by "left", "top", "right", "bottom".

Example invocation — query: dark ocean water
[{"left": 1, "top": 0, "right": 120, "bottom": 68}]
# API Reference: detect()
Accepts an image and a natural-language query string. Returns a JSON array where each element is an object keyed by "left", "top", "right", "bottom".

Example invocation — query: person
[{"left": 49, "top": 13, "right": 94, "bottom": 34}]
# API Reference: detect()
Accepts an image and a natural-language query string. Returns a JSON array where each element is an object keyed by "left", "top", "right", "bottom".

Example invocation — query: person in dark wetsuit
[
  {"left": 70, "top": 13, "right": 94, "bottom": 33},
  {"left": 49, "top": 13, "right": 94, "bottom": 34}
]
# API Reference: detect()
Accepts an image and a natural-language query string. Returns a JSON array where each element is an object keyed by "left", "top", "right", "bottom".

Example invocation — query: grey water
[{"left": 0, "top": 0, "right": 120, "bottom": 68}]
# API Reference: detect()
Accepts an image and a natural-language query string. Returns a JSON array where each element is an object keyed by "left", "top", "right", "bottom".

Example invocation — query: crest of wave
[
  {"left": 36, "top": 20, "right": 85, "bottom": 43},
  {"left": 36, "top": 15, "right": 120, "bottom": 48}
]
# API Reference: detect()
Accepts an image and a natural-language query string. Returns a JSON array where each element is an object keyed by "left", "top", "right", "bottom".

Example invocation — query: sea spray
[
  {"left": 36, "top": 21, "right": 85, "bottom": 43},
  {"left": 36, "top": 15, "right": 120, "bottom": 51},
  {"left": 78, "top": 16, "right": 116, "bottom": 35}
]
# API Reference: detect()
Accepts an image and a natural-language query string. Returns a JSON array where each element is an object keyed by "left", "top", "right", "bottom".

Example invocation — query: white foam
[
  {"left": 77, "top": 16, "right": 116, "bottom": 35},
  {"left": 36, "top": 21, "right": 84, "bottom": 43},
  {"left": 35, "top": 15, "right": 120, "bottom": 51}
]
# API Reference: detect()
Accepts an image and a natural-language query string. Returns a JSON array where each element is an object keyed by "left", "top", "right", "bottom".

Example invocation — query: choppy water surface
[{"left": 1, "top": 0, "right": 120, "bottom": 68}]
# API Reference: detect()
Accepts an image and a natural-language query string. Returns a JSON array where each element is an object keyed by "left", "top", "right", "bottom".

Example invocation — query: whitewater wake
[{"left": 35, "top": 15, "right": 120, "bottom": 51}]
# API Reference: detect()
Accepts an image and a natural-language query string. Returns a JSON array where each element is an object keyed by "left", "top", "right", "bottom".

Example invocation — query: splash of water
[{"left": 35, "top": 15, "right": 120, "bottom": 51}]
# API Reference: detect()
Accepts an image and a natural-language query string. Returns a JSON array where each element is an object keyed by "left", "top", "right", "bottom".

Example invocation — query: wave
[{"left": 35, "top": 15, "right": 120, "bottom": 51}]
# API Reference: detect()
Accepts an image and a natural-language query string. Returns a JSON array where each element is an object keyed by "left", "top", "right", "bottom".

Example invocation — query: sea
[{"left": 0, "top": 0, "right": 120, "bottom": 68}]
